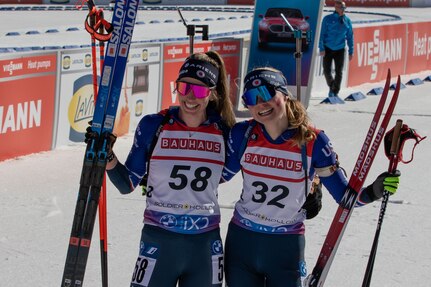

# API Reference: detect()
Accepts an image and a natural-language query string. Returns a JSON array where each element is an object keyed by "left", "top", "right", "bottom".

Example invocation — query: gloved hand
[
  {"left": 85, "top": 123, "right": 117, "bottom": 162},
  {"left": 103, "top": 131, "right": 117, "bottom": 162},
  {"left": 84, "top": 124, "right": 98, "bottom": 144},
  {"left": 365, "top": 170, "right": 401, "bottom": 201},
  {"left": 301, "top": 177, "right": 323, "bottom": 219}
]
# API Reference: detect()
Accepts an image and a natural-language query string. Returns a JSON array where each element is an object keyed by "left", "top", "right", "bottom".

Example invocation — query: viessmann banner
[
  {"left": 347, "top": 24, "right": 407, "bottom": 86},
  {"left": 247, "top": 0, "right": 324, "bottom": 107},
  {"left": 0, "top": 53, "right": 57, "bottom": 161}
]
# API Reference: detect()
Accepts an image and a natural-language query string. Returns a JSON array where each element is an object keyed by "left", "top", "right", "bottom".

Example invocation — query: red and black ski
[{"left": 305, "top": 70, "right": 401, "bottom": 287}]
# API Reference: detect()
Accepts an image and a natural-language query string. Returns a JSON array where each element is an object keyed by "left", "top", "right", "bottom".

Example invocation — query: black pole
[
  {"left": 362, "top": 119, "right": 403, "bottom": 287},
  {"left": 280, "top": 13, "right": 302, "bottom": 102}
]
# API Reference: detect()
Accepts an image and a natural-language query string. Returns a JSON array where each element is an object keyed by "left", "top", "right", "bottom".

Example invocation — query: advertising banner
[
  {"left": 161, "top": 39, "right": 242, "bottom": 110},
  {"left": 325, "top": 0, "right": 409, "bottom": 8},
  {"left": 347, "top": 24, "right": 407, "bottom": 86},
  {"left": 118, "top": 44, "right": 161, "bottom": 134},
  {"left": 405, "top": 21, "right": 431, "bottom": 74},
  {"left": 57, "top": 49, "right": 96, "bottom": 147},
  {"left": 0, "top": 53, "right": 57, "bottom": 161},
  {"left": 56, "top": 44, "right": 161, "bottom": 147},
  {"left": 247, "top": 0, "right": 324, "bottom": 107}
]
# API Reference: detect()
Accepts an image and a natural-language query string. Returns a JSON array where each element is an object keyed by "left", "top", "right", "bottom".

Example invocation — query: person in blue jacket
[
  {"left": 95, "top": 51, "right": 235, "bottom": 287},
  {"left": 222, "top": 67, "right": 400, "bottom": 287},
  {"left": 319, "top": 0, "right": 354, "bottom": 98}
]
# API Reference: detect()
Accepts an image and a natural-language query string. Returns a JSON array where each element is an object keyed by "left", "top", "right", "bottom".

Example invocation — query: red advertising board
[
  {"left": 347, "top": 24, "right": 407, "bottom": 87},
  {"left": 161, "top": 39, "right": 242, "bottom": 110},
  {"left": 325, "top": 0, "right": 409, "bottom": 7},
  {"left": 0, "top": 54, "right": 57, "bottom": 161},
  {"left": 405, "top": 22, "right": 431, "bottom": 74}
]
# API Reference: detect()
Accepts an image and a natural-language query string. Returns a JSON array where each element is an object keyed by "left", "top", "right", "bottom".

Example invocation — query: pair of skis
[
  {"left": 61, "top": 1, "right": 139, "bottom": 286},
  {"left": 305, "top": 69, "right": 401, "bottom": 287}
]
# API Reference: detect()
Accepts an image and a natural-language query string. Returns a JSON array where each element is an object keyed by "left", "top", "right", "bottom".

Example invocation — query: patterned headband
[
  {"left": 243, "top": 69, "right": 294, "bottom": 99},
  {"left": 176, "top": 58, "right": 219, "bottom": 88}
]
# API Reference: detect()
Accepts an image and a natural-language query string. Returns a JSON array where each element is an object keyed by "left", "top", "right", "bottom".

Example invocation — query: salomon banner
[
  {"left": 161, "top": 39, "right": 242, "bottom": 110},
  {"left": 0, "top": 53, "right": 57, "bottom": 161},
  {"left": 247, "top": 0, "right": 324, "bottom": 108}
]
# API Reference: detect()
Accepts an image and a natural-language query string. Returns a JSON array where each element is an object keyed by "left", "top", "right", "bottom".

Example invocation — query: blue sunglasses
[{"left": 242, "top": 85, "right": 277, "bottom": 106}]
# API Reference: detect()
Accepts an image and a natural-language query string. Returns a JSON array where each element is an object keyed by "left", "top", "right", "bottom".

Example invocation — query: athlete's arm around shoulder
[
  {"left": 106, "top": 112, "right": 166, "bottom": 194},
  {"left": 221, "top": 120, "right": 251, "bottom": 182}
]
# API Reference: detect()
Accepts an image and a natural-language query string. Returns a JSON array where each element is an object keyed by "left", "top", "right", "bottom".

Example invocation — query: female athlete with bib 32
[
  {"left": 221, "top": 67, "right": 401, "bottom": 287},
  {"left": 100, "top": 51, "right": 235, "bottom": 287}
]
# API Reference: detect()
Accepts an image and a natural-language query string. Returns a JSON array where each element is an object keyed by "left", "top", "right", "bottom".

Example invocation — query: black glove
[
  {"left": 103, "top": 131, "right": 117, "bottom": 161},
  {"left": 85, "top": 123, "right": 117, "bottom": 161},
  {"left": 84, "top": 124, "right": 98, "bottom": 144},
  {"left": 302, "top": 180, "right": 323, "bottom": 219},
  {"left": 364, "top": 170, "right": 401, "bottom": 201}
]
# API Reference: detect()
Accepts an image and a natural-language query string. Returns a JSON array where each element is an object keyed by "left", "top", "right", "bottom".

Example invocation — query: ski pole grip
[{"left": 390, "top": 119, "right": 403, "bottom": 155}]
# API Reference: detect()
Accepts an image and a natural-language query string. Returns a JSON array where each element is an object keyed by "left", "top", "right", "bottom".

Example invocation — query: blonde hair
[
  {"left": 251, "top": 67, "right": 315, "bottom": 146},
  {"left": 285, "top": 98, "right": 316, "bottom": 146},
  {"left": 190, "top": 51, "right": 236, "bottom": 128}
]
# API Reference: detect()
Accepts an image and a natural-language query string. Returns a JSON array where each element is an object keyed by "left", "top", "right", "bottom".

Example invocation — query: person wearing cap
[
  {"left": 93, "top": 51, "right": 235, "bottom": 286},
  {"left": 319, "top": 0, "right": 354, "bottom": 98},
  {"left": 222, "top": 67, "right": 401, "bottom": 286}
]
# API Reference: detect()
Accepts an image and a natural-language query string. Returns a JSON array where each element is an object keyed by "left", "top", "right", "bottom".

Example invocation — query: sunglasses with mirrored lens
[
  {"left": 176, "top": 82, "right": 212, "bottom": 99},
  {"left": 242, "top": 85, "right": 276, "bottom": 106}
]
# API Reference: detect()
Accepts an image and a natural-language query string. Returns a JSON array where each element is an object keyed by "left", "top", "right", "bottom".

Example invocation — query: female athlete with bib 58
[
  {"left": 91, "top": 51, "right": 236, "bottom": 287},
  {"left": 221, "top": 67, "right": 401, "bottom": 287}
]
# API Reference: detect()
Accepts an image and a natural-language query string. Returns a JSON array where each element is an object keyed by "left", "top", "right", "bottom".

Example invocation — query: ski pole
[
  {"left": 96, "top": 7, "right": 109, "bottom": 287},
  {"left": 99, "top": 177, "right": 108, "bottom": 287},
  {"left": 85, "top": 1, "right": 109, "bottom": 285},
  {"left": 87, "top": 1, "right": 99, "bottom": 102},
  {"left": 361, "top": 119, "right": 403, "bottom": 287}
]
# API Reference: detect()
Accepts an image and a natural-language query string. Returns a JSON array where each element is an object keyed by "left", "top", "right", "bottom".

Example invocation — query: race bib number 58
[
  {"left": 211, "top": 239, "right": 224, "bottom": 285},
  {"left": 130, "top": 243, "right": 159, "bottom": 287}
]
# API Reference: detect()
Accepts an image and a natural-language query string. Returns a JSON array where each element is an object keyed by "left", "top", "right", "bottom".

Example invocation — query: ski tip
[{"left": 394, "top": 75, "right": 402, "bottom": 94}]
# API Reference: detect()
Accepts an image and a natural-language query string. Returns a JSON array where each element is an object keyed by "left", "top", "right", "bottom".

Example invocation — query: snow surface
[
  {"left": 1, "top": 5, "right": 431, "bottom": 287},
  {"left": 1, "top": 71, "right": 430, "bottom": 287}
]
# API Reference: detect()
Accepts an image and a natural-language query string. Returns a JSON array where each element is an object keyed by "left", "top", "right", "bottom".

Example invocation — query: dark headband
[
  {"left": 243, "top": 69, "right": 294, "bottom": 99},
  {"left": 176, "top": 58, "right": 219, "bottom": 88}
]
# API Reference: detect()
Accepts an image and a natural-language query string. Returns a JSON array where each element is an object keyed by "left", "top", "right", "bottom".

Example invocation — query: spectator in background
[{"left": 319, "top": 0, "right": 354, "bottom": 98}]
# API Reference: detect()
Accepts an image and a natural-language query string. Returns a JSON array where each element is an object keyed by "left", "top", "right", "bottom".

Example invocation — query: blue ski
[{"left": 61, "top": 1, "right": 139, "bottom": 286}]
